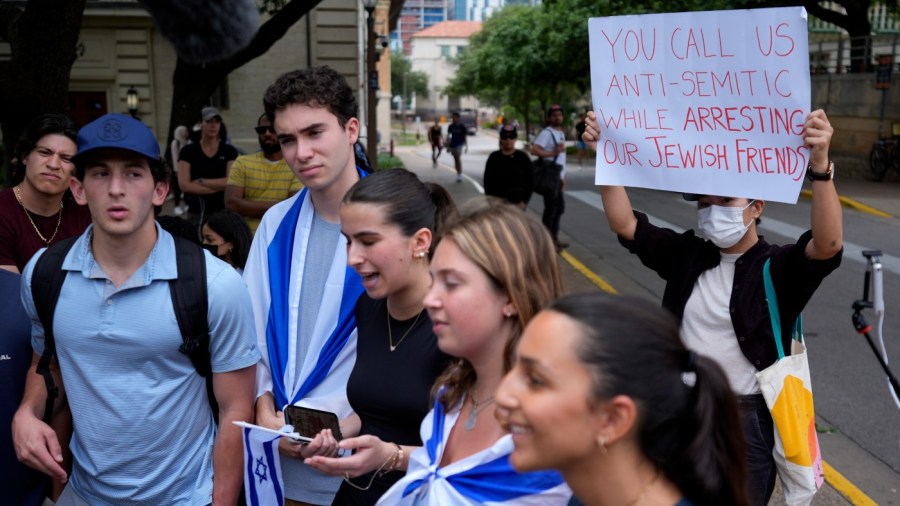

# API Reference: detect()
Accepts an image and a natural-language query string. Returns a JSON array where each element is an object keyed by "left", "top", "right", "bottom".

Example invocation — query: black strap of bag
[
  {"left": 32, "top": 237, "right": 78, "bottom": 424},
  {"left": 31, "top": 235, "right": 217, "bottom": 424},
  {"left": 170, "top": 237, "right": 219, "bottom": 422}
]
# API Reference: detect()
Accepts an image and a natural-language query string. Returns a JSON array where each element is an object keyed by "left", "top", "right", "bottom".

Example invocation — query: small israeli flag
[{"left": 235, "top": 421, "right": 292, "bottom": 506}]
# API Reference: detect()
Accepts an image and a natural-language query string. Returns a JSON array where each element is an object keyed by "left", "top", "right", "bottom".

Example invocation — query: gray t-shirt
[{"left": 285, "top": 213, "right": 344, "bottom": 503}]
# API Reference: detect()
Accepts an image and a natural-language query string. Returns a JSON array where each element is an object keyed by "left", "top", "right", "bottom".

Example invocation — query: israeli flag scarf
[
  {"left": 245, "top": 171, "right": 365, "bottom": 411},
  {"left": 376, "top": 389, "right": 571, "bottom": 505}
]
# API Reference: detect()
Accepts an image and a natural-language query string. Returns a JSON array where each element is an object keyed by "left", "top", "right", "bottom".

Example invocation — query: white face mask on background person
[{"left": 697, "top": 200, "right": 755, "bottom": 248}]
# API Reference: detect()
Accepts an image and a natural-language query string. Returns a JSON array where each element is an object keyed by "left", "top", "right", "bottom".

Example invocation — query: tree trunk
[
  {"left": 163, "top": 0, "right": 324, "bottom": 151},
  {"left": 0, "top": 0, "right": 86, "bottom": 186}
]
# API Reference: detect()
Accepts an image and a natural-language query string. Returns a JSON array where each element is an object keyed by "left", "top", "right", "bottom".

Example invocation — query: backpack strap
[
  {"left": 31, "top": 236, "right": 79, "bottom": 424},
  {"left": 169, "top": 237, "right": 218, "bottom": 421}
]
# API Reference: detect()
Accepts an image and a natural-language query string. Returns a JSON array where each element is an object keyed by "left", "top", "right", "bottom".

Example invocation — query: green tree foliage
[
  {"left": 445, "top": 0, "right": 737, "bottom": 137},
  {"left": 390, "top": 53, "right": 429, "bottom": 110},
  {"left": 446, "top": 0, "right": 895, "bottom": 137},
  {"left": 736, "top": 0, "right": 899, "bottom": 71}
]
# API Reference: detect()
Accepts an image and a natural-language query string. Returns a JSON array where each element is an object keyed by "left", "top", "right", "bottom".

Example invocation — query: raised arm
[
  {"left": 583, "top": 111, "right": 638, "bottom": 240},
  {"left": 803, "top": 109, "right": 842, "bottom": 260}
]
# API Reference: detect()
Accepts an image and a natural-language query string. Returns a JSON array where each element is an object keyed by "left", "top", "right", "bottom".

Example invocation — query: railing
[{"left": 809, "top": 34, "right": 900, "bottom": 75}]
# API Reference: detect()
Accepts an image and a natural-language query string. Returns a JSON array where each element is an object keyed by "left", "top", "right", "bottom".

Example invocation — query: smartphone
[{"left": 284, "top": 405, "right": 343, "bottom": 442}]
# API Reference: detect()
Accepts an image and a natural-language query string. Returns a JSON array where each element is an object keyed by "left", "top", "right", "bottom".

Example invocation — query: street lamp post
[
  {"left": 126, "top": 86, "right": 139, "bottom": 118},
  {"left": 362, "top": 0, "right": 378, "bottom": 170}
]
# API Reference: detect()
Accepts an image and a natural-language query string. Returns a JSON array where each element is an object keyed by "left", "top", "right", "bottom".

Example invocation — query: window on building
[
  {"left": 457, "top": 46, "right": 466, "bottom": 57},
  {"left": 441, "top": 45, "right": 451, "bottom": 58}
]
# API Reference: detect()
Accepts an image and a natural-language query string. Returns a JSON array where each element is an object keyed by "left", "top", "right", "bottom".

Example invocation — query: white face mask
[{"left": 697, "top": 201, "right": 755, "bottom": 249}]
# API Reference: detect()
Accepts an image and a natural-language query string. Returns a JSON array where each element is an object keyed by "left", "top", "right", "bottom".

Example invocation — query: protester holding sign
[{"left": 582, "top": 108, "right": 842, "bottom": 505}]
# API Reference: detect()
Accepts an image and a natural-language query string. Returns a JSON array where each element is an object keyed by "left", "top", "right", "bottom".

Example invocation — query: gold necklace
[
  {"left": 14, "top": 185, "right": 63, "bottom": 246},
  {"left": 387, "top": 303, "right": 423, "bottom": 352}
]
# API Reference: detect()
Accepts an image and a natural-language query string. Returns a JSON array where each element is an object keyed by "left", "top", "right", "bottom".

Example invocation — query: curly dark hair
[{"left": 263, "top": 66, "right": 358, "bottom": 129}]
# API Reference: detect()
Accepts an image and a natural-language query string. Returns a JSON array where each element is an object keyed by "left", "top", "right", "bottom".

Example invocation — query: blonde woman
[{"left": 377, "top": 203, "right": 571, "bottom": 505}]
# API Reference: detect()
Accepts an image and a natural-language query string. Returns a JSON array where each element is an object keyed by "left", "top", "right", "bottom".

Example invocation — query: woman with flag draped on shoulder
[{"left": 376, "top": 203, "right": 572, "bottom": 505}]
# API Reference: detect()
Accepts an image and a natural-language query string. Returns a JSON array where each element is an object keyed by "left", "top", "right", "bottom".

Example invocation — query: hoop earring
[{"left": 597, "top": 436, "right": 608, "bottom": 455}]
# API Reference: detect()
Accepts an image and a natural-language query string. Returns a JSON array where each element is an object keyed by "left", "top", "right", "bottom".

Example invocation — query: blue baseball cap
[{"left": 73, "top": 113, "right": 161, "bottom": 165}]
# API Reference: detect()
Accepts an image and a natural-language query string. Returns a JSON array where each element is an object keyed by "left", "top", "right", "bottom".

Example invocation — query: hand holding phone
[{"left": 284, "top": 406, "right": 343, "bottom": 442}]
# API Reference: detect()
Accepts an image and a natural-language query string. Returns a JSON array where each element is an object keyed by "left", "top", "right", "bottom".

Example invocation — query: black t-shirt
[
  {"left": 484, "top": 149, "right": 534, "bottom": 205},
  {"left": 447, "top": 122, "right": 467, "bottom": 148},
  {"left": 336, "top": 294, "right": 451, "bottom": 504},
  {"left": 178, "top": 141, "right": 238, "bottom": 217}
]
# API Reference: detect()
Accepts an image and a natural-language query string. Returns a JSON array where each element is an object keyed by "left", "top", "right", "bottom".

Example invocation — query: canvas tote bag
[{"left": 755, "top": 259, "right": 825, "bottom": 506}]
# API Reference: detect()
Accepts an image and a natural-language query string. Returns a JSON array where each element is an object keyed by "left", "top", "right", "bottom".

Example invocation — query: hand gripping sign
[{"left": 589, "top": 7, "right": 811, "bottom": 203}]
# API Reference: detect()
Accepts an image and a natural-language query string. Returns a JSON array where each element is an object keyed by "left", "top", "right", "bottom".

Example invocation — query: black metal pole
[{"left": 366, "top": 7, "right": 378, "bottom": 171}]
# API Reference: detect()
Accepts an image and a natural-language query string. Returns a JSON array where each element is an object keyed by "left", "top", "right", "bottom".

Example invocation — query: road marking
[
  {"left": 412, "top": 148, "right": 484, "bottom": 193},
  {"left": 559, "top": 250, "right": 618, "bottom": 294},
  {"left": 800, "top": 189, "right": 893, "bottom": 219},
  {"left": 568, "top": 191, "right": 686, "bottom": 233},
  {"left": 569, "top": 190, "right": 900, "bottom": 276},
  {"left": 823, "top": 461, "right": 879, "bottom": 506}
]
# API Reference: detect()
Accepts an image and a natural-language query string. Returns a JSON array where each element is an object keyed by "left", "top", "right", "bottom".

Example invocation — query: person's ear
[
  {"left": 411, "top": 227, "right": 433, "bottom": 259},
  {"left": 752, "top": 199, "right": 765, "bottom": 220},
  {"left": 592, "top": 394, "right": 638, "bottom": 448},
  {"left": 70, "top": 176, "right": 87, "bottom": 206},
  {"left": 345, "top": 117, "right": 360, "bottom": 145},
  {"left": 153, "top": 179, "right": 170, "bottom": 207}
]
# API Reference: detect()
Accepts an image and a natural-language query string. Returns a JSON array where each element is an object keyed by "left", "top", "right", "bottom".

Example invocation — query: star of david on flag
[{"left": 236, "top": 421, "right": 290, "bottom": 506}]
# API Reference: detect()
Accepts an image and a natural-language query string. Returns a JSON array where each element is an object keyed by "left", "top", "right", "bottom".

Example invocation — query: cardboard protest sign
[{"left": 589, "top": 7, "right": 810, "bottom": 203}]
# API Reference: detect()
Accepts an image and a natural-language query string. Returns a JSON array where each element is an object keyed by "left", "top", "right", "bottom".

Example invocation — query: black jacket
[{"left": 620, "top": 211, "right": 842, "bottom": 370}]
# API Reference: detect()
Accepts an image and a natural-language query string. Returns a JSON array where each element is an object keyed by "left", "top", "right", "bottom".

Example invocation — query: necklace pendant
[
  {"left": 389, "top": 344, "right": 397, "bottom": 352},
  {"left": 464, "top": 408, "right": 478, "bottom": 431}
]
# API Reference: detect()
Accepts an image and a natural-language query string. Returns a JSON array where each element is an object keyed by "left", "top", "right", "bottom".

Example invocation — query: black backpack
[{"left": 30, "top": 235, "right": 218, "bottom": 424}]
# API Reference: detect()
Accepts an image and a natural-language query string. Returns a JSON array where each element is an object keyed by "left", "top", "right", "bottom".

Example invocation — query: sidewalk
[{"left": 394, "top": 141, "right": 882, "bottom": 506}]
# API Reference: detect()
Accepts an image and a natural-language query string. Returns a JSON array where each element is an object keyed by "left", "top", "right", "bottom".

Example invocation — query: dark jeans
[
  {"left": 542, "top": 186, "right": 565, "bottom": 242},
  {"left": 431, "top": 143, "right": 442, "bottom": 163},
  {"left": 737, "top": 394, "right": 777, "bottom": 506}
]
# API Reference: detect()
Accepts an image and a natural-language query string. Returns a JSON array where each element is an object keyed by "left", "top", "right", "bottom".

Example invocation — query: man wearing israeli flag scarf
[{"left": 243, "top": 66, "right": 366, "bottom": 505}]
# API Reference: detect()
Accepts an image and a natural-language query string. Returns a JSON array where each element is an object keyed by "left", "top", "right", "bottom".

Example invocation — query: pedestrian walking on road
[
  {"left": 429, "top": 118, "right": 443, "bottom": 168},
  {"left": 483, "top": 125, "right": 533, "bottom": 209},
  {"left": 447, "top": 112, "right": 467, "bottom": 182},
  {"left": 531, "top": 104, "right": 568, "bottom": 251}
]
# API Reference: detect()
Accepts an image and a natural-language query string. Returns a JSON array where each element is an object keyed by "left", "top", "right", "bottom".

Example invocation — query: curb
[{"left": 799, "top": 189, "right": 893, "bottom": 218}]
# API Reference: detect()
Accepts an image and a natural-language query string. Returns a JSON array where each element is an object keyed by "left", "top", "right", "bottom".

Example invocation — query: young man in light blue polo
[{"left": 12, "top": 113, "right": 259, "bottom": 505}]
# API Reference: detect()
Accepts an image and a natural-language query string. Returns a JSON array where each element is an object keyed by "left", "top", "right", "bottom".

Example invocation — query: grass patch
[
  {"left": 377, "top": 153, "right": 405, "bottom": 170},
  {"left": 392, "top": 131, "right": 422, "bottom": 146}
]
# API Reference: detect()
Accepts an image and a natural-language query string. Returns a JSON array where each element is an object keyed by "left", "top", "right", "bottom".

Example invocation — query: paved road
[{"left": 397, "top": 128, "right": 900, "bottom": 505}]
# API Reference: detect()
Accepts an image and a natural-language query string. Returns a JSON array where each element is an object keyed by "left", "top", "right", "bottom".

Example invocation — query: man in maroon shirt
[{"left": 0, "top": 114, "right": 91, "bottom": 273}]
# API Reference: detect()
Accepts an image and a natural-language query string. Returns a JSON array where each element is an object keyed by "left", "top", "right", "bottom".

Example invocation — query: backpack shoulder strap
[
  {"left": 169, "top": 237, "right": 219, "bottom": 422},
  {"left": 169, "top": 237, "right": 210, "bottom": 377},
  {"left": 31, "top": 236, "right": 78, "bottom": 423}
]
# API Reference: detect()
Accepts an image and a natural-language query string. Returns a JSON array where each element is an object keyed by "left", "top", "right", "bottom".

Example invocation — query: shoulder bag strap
[{"left": 762, "top": 258, "right": 786, "bottom": 359}]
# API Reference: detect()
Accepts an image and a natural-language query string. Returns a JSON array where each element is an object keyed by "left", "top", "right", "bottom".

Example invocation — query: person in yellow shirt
[{"left": 225, "top": 113, "right": 302, "bottom": 234}]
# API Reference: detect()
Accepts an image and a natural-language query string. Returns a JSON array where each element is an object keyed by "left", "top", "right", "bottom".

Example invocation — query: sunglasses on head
[
  {"left": 254, "top": 126, "right": 275, "bottom": 135},
  {"left": 500, "top": 134, "right": 517, "bottom": 140}
]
